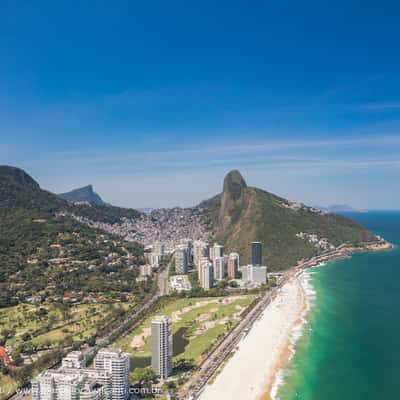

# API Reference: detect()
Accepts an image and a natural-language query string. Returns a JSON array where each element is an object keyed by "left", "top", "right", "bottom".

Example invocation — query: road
[{"left": 157, "top": 264, "right": 170, "bottom": 296}]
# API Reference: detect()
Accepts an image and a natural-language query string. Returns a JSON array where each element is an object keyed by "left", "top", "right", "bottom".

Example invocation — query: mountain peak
[
  {"left": 78, "top": 185, "right": 94, "bottom": 194},
  {"left": 223, "top": 170, "right": 247, "bottom": 200},
  {"left": 58, "top": 185, "right": 104, "bottom": 205},
  {"left": 0, "top": 165, "right": 40, "bottom": 189}
]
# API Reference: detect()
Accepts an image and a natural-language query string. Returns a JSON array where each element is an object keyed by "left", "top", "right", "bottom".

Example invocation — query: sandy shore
[{"left": 199, "top": 277, "right": 307, "bottom": 400}]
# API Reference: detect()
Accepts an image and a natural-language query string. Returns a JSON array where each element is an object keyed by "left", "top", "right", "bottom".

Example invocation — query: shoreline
[
  {"left": 262, "top": 274, "right": 314, "bottom": 400},
  {"left": 292, "top": 241, "right": 393, "bottom": 274},
  {"left": 261, "top": 271, "right": 314, "bottom": 400},
  {"left": 198, "top": 276, "right": 307, "bottom": 400},
  {"left": 261, "top": 240, "right": 393, "bottom": 400},
  {"left": 198, "top": 240, "right": 392, "bottom": 400}
]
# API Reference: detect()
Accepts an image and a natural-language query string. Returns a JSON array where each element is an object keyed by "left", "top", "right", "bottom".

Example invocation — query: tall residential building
[
  {"left": 198, "top": 256, "right": 210, "bottom": 283},
  {"left": 193, "top": 240, "right": 209, "bottom": 267},
  {"left": 210, "top": 243, "right": 224, "bottom": 264},
  {"left": 180, "top": 238, "right": 193, "bottom": 261},
  {"left": 214, "top": 256, "right": 225, "bottom": 281},
  {"left": 251, "top": 241, "right": 263, "bottom": 266},
  {"left": 174, "top": 245, "right": 189, "bottom": 274},
  {"left": 200, "top": 261, "right": 214, "bottom": 290},
  {"left": 152, "top": 241, "right": 165, "bottom": 257},
  {"left": 151, "top": 316, "right": 173, "bottom": 380},
  {"left": 227, "top": 252, "right": 240, "bottom": 279},
  {"left": 94, "top": 349, "right": 130, "bottom": 400},
  {"left": 148, "top": 241, "right": 166, "bottom": 268},
  {"left": 242, "top": 265, "right": 268, "bottom": 285}
]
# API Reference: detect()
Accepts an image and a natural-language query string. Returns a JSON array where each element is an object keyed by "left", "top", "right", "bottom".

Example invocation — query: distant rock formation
[{"left": 58, "top": 185, "right": 105, "bottom": 205}]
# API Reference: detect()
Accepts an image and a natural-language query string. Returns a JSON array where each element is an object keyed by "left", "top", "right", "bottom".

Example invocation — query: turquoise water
[{"left": 277, "top": 211, "right": 400, "bottom": 400}]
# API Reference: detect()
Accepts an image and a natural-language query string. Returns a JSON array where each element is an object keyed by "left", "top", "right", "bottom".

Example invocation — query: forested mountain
[
  {"left": 199, "top": 170, "right": 377, "bottom": 270},
  {"left": 0, "top": 166, "right": 146, "bottom": 308}
]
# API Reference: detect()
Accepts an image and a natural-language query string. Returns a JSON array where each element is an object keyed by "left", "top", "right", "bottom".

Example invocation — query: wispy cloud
[
  {"left": 50, "top": 133, "right": 400, "bottom": 165},
  {"left": 357, "top": 102, "right": 400, "bottom": 111}
]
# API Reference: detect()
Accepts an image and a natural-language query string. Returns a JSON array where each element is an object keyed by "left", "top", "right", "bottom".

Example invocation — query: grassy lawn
[
  {"left": 113, "top": 294, "right": 256, "bottom": 375},
  {"left": 0, "top": 302, "right": 134, "bottom": 349},
  {"left": 0, "top": 373, "right": 18, "bottom": 400}
]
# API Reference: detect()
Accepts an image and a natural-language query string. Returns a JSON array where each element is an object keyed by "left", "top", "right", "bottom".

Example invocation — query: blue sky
[{"left": 1, "top": 0, "right": 400, "bottom": 208}]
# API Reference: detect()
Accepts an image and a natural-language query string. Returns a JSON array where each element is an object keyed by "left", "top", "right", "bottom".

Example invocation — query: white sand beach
[{"left": 199, "top": 277, "right": 307, "bottom": 400}]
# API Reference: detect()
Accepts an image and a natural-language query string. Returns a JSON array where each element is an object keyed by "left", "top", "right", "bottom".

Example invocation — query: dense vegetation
[{"left": 0, "top": 166, "right": 146, "bottom": 308}]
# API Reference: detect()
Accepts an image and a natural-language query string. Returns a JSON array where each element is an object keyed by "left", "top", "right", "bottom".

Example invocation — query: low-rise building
[
  {"left": 61, "top": 351, "right": 85, "bottom": 369},
  {"left": 169, "top": 275, "right": 192, "bottom": 292},
  {"left": 31, "top": 351, "right": 113, "bottom": 400},
  {"left": 242, "top": 265, "right": 268, "bottom": 285}
]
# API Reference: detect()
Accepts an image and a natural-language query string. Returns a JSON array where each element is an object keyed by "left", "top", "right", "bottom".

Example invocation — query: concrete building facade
[
  {"left": 200, "top": 261, "right": 214, "bottom": 290},
  {"left": 213, "top": 256, "right": 225, "bottom": 281},
  {"left": 251, "top": 241, "right": 263, "bottom": 266},
  {"left": 93, "top": 349, "right": 130, "bottom": 400},
  {"left": 151, "top": 316, "right": 173, "bottom": 380},
  {"left": 174, "top": 245, "right": 189, "bottom": 274},
  {"left": 227, "top": 252, "right": 239, "bottom": 279},
  {"left": 242, "top": 264, "right": 268, "bottom": 285}
]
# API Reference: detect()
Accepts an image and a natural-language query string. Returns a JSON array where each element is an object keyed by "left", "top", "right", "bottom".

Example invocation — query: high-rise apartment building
[
  {"left": 174, "top": 245, "right": 189, "bottom": 274},
  {"left": 151, "top": 316, "right": 173, "bottom": 380},
  {"left": 94, "top": 349, "right": 130, "bottom": 400},
  {"left": 193, "top": 240, "right": 209, "bottom": 267},
  {"left": 180, "top": 238, "right": 193, "bottom": 261},
  {"left": 210, "top": 243, "right": 224, "bottom": 264},
  {"left": 251, "top": 241, "right": 263, "bottom": 266},
  {"left": 227, "top": 252, "right": 239, "bottom": 279},
  {"left": 213, "top": 256, "right": 225, "bottom": 281},
  {"left": 152, "top": 241, "right": 165, "bottom": 257},
  {"left": 198, "top": 256, "right": 210, "bottom": 283},
  {"left": 200, "top": 261, "right": 214, "bottom": 290}
]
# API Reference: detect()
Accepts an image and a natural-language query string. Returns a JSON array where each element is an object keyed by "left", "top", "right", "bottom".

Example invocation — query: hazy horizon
[{"left": 15, "top": 164, "right": 399, "bottom": 211}]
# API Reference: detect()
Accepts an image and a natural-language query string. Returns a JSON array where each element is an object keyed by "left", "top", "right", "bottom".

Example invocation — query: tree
[
  {"left": 0, "top": 358, "right": 8, "bottom": 375},
  {"left": 131, "top": 367, "right": 157, "bottom": 385},
  {"left": 11, "top": 350, "right": 23, "bottom": 367}
]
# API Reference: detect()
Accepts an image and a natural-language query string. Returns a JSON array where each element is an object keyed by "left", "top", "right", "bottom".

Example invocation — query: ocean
[{"left": 275, "top": 211, "right": 400, "bottom": 400}]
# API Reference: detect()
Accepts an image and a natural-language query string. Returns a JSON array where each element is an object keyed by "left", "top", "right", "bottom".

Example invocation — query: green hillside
[
  {"left": 0, "top": 166, "right": 145, "bottom": 308},
  {"left": 199, "top": 170, "right": 377, "bottom": 270}
]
